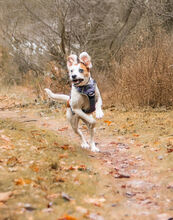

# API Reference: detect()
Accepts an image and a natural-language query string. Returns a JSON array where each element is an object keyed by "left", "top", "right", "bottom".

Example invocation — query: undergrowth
[{"left": 0, "top": 33, "right": 173, "bottom": 108}]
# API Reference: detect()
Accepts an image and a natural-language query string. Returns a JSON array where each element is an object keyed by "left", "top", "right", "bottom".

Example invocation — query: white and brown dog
[{"left": 45, "top": 52, "right": 104, "bottom": 152}]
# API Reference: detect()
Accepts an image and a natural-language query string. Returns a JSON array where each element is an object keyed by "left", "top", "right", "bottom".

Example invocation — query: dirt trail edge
[{"left": 0, "top": 105, "right": 173, "bottom": 220}]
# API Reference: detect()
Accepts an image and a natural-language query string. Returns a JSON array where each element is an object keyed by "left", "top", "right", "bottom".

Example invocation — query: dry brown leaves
[
  {"left": 14, "top": 178, "right": 33, "bottom": 185},
  {"left": 58, "top": 215, "right": 77, "bottom": 220}
]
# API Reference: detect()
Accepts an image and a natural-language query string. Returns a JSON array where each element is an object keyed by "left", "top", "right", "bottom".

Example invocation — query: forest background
[{"left": 0, "top": 0, "right": 173, "bottom": 108}]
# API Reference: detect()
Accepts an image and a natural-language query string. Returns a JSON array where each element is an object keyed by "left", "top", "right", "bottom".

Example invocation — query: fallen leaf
[
  {"left": 7, "top": 156, "right": 19, "bottom": 167},
  {"left": 61, "top": 192, "right": 73, "bottom": 201},
  {"left": 65, "top": 166, "right": 76, "bottom": 171},
  {"left": 51, "top": 163, "right": 58, "bottom": 170},
  {"left": 47, "top": 202, "right": 53, "bottom": 208},
  {"left": 58, "top": 127, "right": 68, "bottom": 132},
  {"left": 46, "top": 193, "right": 59, "bottom": 200},
  {"left": 167, "top": 148, "right": 173, "bottom": 153},
  {"left": 15, "top": 178, "right": 33, "bottom": 185},
  {"left": 125, "top": 191, "right": 136, "bottom": 198},
  {"left": 59, "top": 154, "right": 68, "bottom": 159},
  {"left": 42, "top": 123, "right": 49, "bottom": 127},
  {"left": 55, "top": 177, "right": 65, "bottom": 182},
  {"left": 30, "top": 164, "right": 39, "bottom": 172},
  {"left": 109, "top": 141, "right": 117, "bottom": 145},
  {"left": 167, "top": 183, "right": 173, "bottom": 189},
  {"left": 37, "top": 176, "right": 44, "bottom": 181},
  {"left": 104, "top": 120, "right": 112, "bottom": 126},
  {"left": 133, "top": 134, "right": 139, "bottom": 137},
  {"left": 114, "top": 172, "right": 130, "bottom": 178},
  {"left": 60, "top": 144, "right": 69, "bottom": 150},
  {"left": 0, "top": 191, "right": 13, "bottom": 202},
  {"left": 77, "top": 165, "right": 87, "bottom": 171},
  {"left": 58, "top": 215, "right": 77, "bottom": 220},
  {"left": 24, "top": 204, "right": 36, "bottom": 212},
  {"left": 94, "top": 203, "right": 102, "bottom": 207}
]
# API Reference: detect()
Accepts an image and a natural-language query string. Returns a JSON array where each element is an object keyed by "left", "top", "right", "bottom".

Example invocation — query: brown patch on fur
[
  {"left": 80, "top": 63, "right": 90, "bottom": 77},
  {"left": 66, "top": 99, "right": 70, "bottom": 108}
]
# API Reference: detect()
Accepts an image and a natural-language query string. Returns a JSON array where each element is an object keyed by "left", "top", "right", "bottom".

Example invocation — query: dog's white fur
[{"left": 45, "top": 52, "right": 104, "bottom": 152}]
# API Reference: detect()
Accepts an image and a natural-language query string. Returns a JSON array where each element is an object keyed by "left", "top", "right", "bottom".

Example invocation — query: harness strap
[
  {"left": 67, "top": 99, "right": 75, "bottom": 115},
  {"left": 75, "top": 78, "right": 96, "bottom": 114},
  {"left": 82, "top": 95, "right": 95, "bottom": 113},
  {"left": 67, "top": 78, "right": 96, "bottom": 115}
]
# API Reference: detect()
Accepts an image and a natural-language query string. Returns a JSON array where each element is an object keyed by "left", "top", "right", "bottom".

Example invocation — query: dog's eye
[
  {"left": 71, "top": 70, "right": 73, "bottom": 73},
  {"left": 79, "top": 69, "right": 84, "bottom": 73}
]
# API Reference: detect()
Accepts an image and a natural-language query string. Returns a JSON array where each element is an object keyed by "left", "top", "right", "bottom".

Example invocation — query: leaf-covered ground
[
  {"left": 0, "top": 91, "right": 173, "bottom": 220},
  {"left": 0, "top": 119, "right": 115, "bottom": 220}
]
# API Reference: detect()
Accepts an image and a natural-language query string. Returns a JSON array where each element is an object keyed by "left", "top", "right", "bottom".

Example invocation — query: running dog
[{"left": 45, "top": 52, "right": 104, "bottom": 152}]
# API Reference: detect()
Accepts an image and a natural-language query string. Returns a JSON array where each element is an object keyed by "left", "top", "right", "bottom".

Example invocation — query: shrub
[{"left": 100, "top": 34, "right": 173, "bottom": 108}]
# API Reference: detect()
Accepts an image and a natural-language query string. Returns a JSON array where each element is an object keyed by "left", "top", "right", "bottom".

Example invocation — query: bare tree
[{"left": 0, "top": 0, "right": 172, "bottom": 76}]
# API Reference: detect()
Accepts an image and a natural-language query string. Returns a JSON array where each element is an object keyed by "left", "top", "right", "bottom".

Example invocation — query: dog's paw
[
  {"left": 91, "top": 146, "right": 100, "bottom": 152},
  {"left": 96, "top": 109, "right": 104, "bottom": 119},
  {"left": 90, "top": 142, "right": 100, "bottom": 152},
  {"left": 81, "top": 142, "right": 90, "bottom": 149},
  {"left": 44, "top": 88, "right": 52, "bottom": 97}
]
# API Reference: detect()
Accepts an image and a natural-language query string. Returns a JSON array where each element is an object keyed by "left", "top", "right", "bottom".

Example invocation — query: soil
[{"left": 0, "top": 90, "right": 173, "bottom": 220}]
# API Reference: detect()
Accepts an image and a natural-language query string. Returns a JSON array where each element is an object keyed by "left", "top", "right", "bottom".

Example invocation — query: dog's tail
[{"left": 45, "top": 88, "right": 69, "bottom": 102}]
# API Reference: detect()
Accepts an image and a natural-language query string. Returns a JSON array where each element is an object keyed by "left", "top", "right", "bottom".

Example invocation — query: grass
[{"left": 0, "top": 119, "right": 109, "bottom": 220}]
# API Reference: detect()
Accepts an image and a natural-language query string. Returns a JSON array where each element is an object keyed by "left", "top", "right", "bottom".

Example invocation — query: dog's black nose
[{"left": 72, "top": 75, "right": 77, "bottom": 79}]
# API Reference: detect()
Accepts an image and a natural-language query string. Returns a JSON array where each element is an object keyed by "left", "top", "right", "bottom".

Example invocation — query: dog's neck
[{"left": 74, "top": 77, "right": 95, "bottom": 96}]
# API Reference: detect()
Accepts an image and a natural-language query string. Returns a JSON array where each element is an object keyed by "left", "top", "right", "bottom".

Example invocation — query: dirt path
[{"left": 0, "top": 104, "right": 173, "bottom": 220}]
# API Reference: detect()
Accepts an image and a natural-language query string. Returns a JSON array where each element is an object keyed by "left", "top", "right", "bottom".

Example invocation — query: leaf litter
[
  {"left": 0, "top": 118, "right": 110, "bottom": 219},
  {"left": 0, "top": 100, "right": 173, "bottom": 219}
]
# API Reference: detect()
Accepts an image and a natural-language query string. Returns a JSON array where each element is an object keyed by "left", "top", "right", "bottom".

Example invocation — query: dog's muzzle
[{"left": 72, "top": 78, "right": 84, "bottom": 86}]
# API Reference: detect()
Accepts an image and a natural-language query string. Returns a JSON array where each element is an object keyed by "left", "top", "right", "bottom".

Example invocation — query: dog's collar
[{"left": 74, "top": 77, "right": 95, "bottom": 96}]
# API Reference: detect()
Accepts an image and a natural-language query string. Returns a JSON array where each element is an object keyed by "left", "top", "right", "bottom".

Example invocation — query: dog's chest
[{"left": 70, "top": 87, "right": 90, "bottom": 110}]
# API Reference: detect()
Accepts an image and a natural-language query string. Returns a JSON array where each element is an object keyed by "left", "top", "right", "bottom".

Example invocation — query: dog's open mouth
[{"left": 72, "top": 78, "right": 84, "bottom": 86}]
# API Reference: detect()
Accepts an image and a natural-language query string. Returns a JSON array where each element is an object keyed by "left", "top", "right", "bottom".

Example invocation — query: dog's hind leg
[
  {"left": 89, "top": 127, "right": 99, "bottom": 152},
  {"left": 81, "top": 118, "right": 99, "bottom": 152},
  {"left": 66, "top": 109, "right": 90, "bottom": 149}
]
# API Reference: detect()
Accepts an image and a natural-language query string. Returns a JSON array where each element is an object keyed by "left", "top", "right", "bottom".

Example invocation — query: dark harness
[
  {"left": 76, "top": 78, "right": 96, "bottom": 114},
  {"left": 68, "top": 78, "right": 96, "bottom": 114}
]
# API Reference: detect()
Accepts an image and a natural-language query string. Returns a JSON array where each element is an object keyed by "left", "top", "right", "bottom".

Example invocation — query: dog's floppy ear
[
  {"left": 79, "top": 52, "right": 92, "bottom": 69},
  {"left": 67, "top": 54, "right": 78, "bottom": 69}
]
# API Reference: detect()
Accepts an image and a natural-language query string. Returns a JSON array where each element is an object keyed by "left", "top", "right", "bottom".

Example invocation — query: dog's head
[{"left": 67, "top": 52, "right": 92, "bottom": 87}]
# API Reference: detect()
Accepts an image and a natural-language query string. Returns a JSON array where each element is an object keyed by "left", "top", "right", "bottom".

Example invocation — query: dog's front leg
[
  {"left": 73, "top": 109, "right": 99, "bottom": 152},
  {"left": 89, "top": 127, "right": 99, "bottom": 152},
  {"left": 81, "top": 118, "right": 99, "bottom": 152},
  {"left": 95, "top": 86, "right": 104, "bottom": 119},
  {"left": 72, "top": 108, "right": 96, "bottom": 128},
  {"left": 67, "top": 110, "right": 89, "bottom": 149}
]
